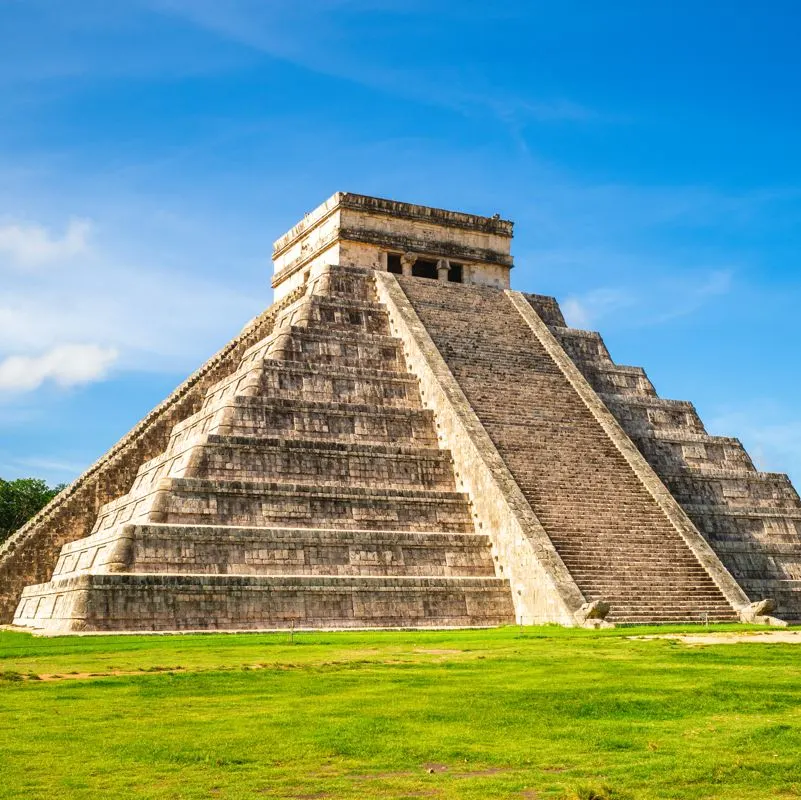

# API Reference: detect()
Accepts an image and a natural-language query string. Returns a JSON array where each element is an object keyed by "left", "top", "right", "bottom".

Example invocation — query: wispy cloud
[
  {"left": 559, "top": 269, "right": 734, "bottom": 330},
  {"left": 0, "top": 218, "right": 92, "bottom": 268},
  {"left": 0, "top": 344, "right": 117, "bottom": 393},
  {"left": 561, "top": 288, "right": 637, "bottom": 328},
  {"left": 146, "top": 0, "right": 610, "bottom": 129}
]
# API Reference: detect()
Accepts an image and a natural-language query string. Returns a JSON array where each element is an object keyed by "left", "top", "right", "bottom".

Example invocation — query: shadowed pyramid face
[{"left": 4, "top": 196, "right": 800, "bottom": 633}]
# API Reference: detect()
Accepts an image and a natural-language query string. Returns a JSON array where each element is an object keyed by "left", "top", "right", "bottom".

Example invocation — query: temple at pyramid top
[{"left": 271, "top": 192, "right": 515, "bottom": 301}]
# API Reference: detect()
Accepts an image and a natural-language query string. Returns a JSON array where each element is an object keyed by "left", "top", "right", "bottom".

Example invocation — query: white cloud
[
  {"left": 0, "top": 218, "right": 92, "bottom": 267},
  {"left": 0, "top": 344, "right": 117, "bottom": 393},
  {"left": 557, "top": 269, "right": 734, "bottom": 330},
  {"left": 0, "top": 204, "right": 266, "bottom": 381},
  {"left": 561, "top": 288, "right": 636, "bottom": 328},
  {"left": 0, "top": 262, "right": 264, "bottom": 374}
]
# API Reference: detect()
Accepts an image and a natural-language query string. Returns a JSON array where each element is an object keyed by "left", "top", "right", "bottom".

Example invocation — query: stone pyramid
[{"left": 3, "top": 193, "right": 799, "bottom": 632}]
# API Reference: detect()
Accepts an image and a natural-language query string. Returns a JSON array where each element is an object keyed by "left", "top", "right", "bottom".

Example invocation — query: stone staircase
[
  {"left": 399, "top": 278, "right": 739, "bottom": 625},
  {"left": 13, "top": 266, "right": 514, "bottom": 632},
  {"left": 541, "top": 304, "right": 801, "bottom": 622}
]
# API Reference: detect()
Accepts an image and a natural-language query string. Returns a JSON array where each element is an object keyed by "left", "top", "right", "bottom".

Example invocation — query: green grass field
[{"left": 1, "top": 625, "right": 800, "bottom": 800}]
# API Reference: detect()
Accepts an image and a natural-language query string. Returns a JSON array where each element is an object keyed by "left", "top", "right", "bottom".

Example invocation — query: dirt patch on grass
[
  {"left": 415, "top": 649, "right": 463, "bottom": 655},
  {"left": 631, "top": 630, "right": 801, "bottom": 646},
  {"left": 28, "top": 666, "right": 187, "bottom": 682}
]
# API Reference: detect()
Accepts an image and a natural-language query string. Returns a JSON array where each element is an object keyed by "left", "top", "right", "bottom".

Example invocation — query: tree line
[{"left": 0, "top": 478, "right": 65, "bottom": 546}]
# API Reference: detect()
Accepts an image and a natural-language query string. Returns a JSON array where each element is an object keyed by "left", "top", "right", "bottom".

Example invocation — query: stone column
[
  {"left": 379, "top": 252, "right": 388, "bottom": 272},
  {"left": 436, "top": 258, "right": 450, "bottom": 282},
  {"left": 400, "top": 252, "right": 417, "bottom": 277}
]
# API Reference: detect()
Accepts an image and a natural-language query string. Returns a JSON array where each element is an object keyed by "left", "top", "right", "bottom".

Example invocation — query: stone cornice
[
  {"left": 338, "top": 193, "right": 514, "bottom": 237},
  {"left": 272, "top": 191, "right": 513, "bottom": 258},
  {"left": 341, "top": 227, "right": 513, "bottom": 265},
  {"left": 271, "top": 226, "right": 514, "bottom": 289}
]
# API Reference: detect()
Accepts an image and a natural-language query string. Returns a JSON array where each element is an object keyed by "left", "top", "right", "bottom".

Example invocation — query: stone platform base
[{"left": 14, "top": 574, "right": 514, "bottom": 633}]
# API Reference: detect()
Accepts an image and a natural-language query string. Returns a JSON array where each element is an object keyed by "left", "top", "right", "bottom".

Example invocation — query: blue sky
[{"left": 1, "top": 0, "right": 800, "bottom": 488}]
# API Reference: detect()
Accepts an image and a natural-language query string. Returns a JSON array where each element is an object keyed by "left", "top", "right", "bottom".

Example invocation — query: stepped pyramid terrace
[{"left": 3, "top": 192, "right": 801, "bottom": 632}]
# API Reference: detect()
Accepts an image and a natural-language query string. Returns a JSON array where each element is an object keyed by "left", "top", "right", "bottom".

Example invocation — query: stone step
[
  {"left": 52, "top": 523, "right": 496, "bottom": 579},
  {"left": 572, "top": 583, "right": 725, "bottom": 597},
  {"left": 643, "top": 429, "right": 745, "bottom": 447},
  {"left": 644, "top": 428, "right": 742, "bottom": 447},
  {"left": 126, "top": 434, "right": 457, "bottom": 501},
  {"left": 707, "top": 537, "right": 801, "bottom": 552},
  {"left": 688, "top": 510, "right": 801, "bottom": 545},
  {"left": 632, "top": 433, "right": 755, "bottom": 473},
  {"left": 240, "top": 326, "right": 405, "bottom": 373},
  {"left": 170, "top": 397, "right": 437, "bottom": 451},
  {"left": 282, "top": 295, "right": 390, "bottom": 335},
  {"left": 188, "top": 435, "right": 457, "bottom": 490},
  {"left": 721, "top": 561, "right": 801, "bottom": 581},
  {"left": 737, "top": 577, "right": 801, "bottom": 591},
  {"left": 203, "top": 361, "right": 423, "bottom": 411},
  {"left": 92, "top": 480, "right": 475, "bottom": 534},
  {"left": 593, "top": 595, "right": 736, "bottom": 607},
  {"left": 599, "top": 393, "right": 706, "bottom": 435},
  {"left": 660, "top": 470, "right": 800, "bottom": 509},
  {"left": 523, "top": 293, "right": 566, "bottom": 327},
  {"left": 305, "top": 265, "right": 378, "bottom": 301},
  {"left": 682, "top": 504, "right": 801, "bottom": 520},
  {"left": 13, "top": 574, "right": 515, "bottom": 633},
  {"left": 608, "top": 611, "right": 737, "bottom": 624},
  {"left": 555, "top": 549, "right": 714, "bottom": 566},
  {"left": 562, "top": 564, "right": 724, "bottom": 581},
  {"left": 658, "top": 465, "right": 793, "bottom": 482},
  {"left": 258, "top": 361, "right": 423, "bottom": 407},
  {"left": 551, "top": 327, "right": 613, "bottom": 362},
  {"left": 270, "top": 331, "right": 403, "bottom": 372},
  {"left": 562, "top": 564, "right": 720, "bottom": 580},
  {"left": 156, "top": 479, "right": 475, "bottom": 530},
  {"left": 575, "top": 363, "right": 657, "bottom": 398}
]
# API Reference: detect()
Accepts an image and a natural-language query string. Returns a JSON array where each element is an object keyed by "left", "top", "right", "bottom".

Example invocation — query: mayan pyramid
[{"left": 3, "top": 193, "right": 800, "bottom": 632}]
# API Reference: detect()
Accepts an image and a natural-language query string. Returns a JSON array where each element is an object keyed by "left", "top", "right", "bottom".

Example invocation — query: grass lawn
[{"left": 1, "top": 624, "right": 800, "bottom": 800}]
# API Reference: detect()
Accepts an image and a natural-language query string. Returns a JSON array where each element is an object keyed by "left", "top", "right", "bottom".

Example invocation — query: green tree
[{"left": 0, "top": 478, "right": 65, "bottom": 545}]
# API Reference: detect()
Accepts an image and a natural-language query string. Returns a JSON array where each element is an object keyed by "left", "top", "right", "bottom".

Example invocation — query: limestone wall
[{"left": 0, "top": 288, "right": 304, "bottom": 624}]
